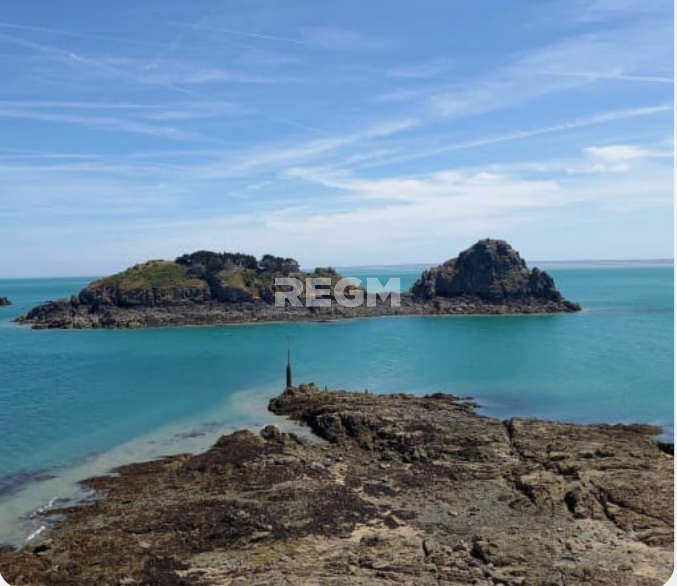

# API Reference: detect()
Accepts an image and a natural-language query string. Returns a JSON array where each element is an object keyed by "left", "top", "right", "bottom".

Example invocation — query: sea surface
[{"left": 0, "top": 263, "right": 673, "bottom": 545}]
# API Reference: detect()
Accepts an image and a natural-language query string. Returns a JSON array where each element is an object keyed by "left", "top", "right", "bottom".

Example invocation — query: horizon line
[{"left": 0, "top": 257, "right": 673, "bottom": 280}]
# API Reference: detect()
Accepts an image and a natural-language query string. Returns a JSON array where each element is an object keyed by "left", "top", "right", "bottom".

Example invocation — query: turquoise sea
[{"left": 0, "top": 263, "right": 673, "bottom": 544}]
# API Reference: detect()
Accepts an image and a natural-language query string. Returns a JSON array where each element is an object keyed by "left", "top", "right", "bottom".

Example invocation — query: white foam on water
[{"left": 25, "top": 526, "right": 46, "bottom": 543}]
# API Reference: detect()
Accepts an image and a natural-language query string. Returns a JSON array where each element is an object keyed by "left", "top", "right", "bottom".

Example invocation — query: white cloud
[
  {"left": 1, "top": 131, "right": 672, "bottom": 273},
  {"left": 582, "top": 143, "right": 673, "bottom": 172},
  {"left": 585, "top": 144, "right": 662, "bottom": 163}
]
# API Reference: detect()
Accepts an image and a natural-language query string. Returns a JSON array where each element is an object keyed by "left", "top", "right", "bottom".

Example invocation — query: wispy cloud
[
  {"left": 0, "top": 30, "right": 310, "bottom": 135},
  {"left": 168, "top": 21, "right": 306, "bottom": 45},
  {"left": 140, "top": 62, "right": 274, "bottom": 85},
  {"left": 428, "top": 23, "right": 672, "bottom": 118},
  {"left": 299, "top": 26, "right": 382, "bottom": 51},
  {"left": 334, "top": 104, "right": 674, "bottom": 172},
  {"left": 571, "top": 0, "right": 673, "bottom": 22},
  {"left": 0, "top": 99, "right": 239, "bottom": 118},
  {"left": 387, "top": 58, "right": 453, "bottom": 79},
  {"left": 543, "top": 71, "right": 673, "bottom": 84},
  {"left": 0, "top": 98, "right": 244, "bottom": 137},
  {"left": 193, "top": 118, "right": 418, "bottom": 178},
  {"left": 0, "top": 106, "right": 195, "bottom": 139},
  {"left": 1, "top": 128, "right": 671, "bottom": 272},
  {"left": 0, "top": 20, "right": 163, "bottom": 47}
]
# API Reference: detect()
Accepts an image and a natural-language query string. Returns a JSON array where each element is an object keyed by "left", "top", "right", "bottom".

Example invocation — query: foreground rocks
[
  {"left": 1, "top": 385, "right": 671, "bottom": 585},
  {"left": 17, "top": 240, "right": 580, "bottom": 329}
]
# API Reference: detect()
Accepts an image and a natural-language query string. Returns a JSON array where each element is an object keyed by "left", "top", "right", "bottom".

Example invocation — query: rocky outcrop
[
  {"left": 412, "top": 238, "right": 580, "bottom": 311},
  {"left": 77, "top": 260, "right": 212, "bottom": 308},
  {"left": 17, "top": 240, "right": 580, "bottom": 329},
  {"left": 207, "top": 269, "right": 257, "bottom": 303},
  {"left": 0, "top": 296, "right": 11, "bottom": 306},
  {"left": 1, "top": 385, "right": 671, "bottom": 585}
]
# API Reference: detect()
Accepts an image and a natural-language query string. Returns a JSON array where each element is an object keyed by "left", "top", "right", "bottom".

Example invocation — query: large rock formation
[
  {"left": 17, "top": 240, "right": 580, "bottom": 329},
  {"left": 412, "top": 238, "right": 579, "bottom": 310},
  {"left": 0, "top": 296, "right": 11, "bottom": 306},
  {"left": 0, "top": 385, "right": 671, "bottom": 585}
]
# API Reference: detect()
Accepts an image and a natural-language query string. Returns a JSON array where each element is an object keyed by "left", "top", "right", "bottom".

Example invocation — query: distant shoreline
[{"left": 0, "top": 258, "right": 673, "bottom": 281}]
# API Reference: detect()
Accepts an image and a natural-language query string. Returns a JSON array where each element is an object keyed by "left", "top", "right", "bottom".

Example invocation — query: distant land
[
  {"left": 334, "top": 258, "right": 675, "bottom": 270},
  {"left": 530, "top": 258, "right": 674, "bottom": 266},
  {"left": 16, "top": 239, "right": 580, "bottom": 329}
]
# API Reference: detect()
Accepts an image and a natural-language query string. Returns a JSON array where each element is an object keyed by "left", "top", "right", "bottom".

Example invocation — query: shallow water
[{"left": 0, "top": 263, "right": 672, "bottom": 544}]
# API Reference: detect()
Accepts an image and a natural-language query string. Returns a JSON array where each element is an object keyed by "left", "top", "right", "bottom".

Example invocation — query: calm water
[{"left": 0, "top": 264, "right": 673, "bottom": 544}]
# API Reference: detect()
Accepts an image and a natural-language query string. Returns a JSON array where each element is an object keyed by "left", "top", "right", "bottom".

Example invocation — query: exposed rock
[
  {"left": 16, "top": 240, "right": 580, "bottom": 329},
  {"left": 412, "top": 238, "right": 580, "bottom": 310},
  {"left": 0, "top": 386, "right": 671, "bottom": 585},
  {"left": 0, "top": 296, "right": 11, "bottom": 306},
  {"left": 207, "top": 269, "right": 257, "bottom": 303}
]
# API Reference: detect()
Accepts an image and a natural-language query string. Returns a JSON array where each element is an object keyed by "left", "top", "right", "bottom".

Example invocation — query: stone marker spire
[{"left": 286, "top": 337, "right": 293, "bottom": 388}]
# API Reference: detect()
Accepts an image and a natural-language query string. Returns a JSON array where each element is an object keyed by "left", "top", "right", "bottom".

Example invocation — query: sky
[{"left": 0, "top": 0, "right": 673, "bottom": 277}]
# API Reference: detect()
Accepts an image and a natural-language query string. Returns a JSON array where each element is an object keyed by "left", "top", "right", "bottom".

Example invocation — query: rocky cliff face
[{"left": 412, "top": 238, "right": 579, "bottom": 310}]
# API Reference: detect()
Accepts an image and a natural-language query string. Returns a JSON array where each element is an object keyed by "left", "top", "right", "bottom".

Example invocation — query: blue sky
[{"left": 0, "top": 0, "right": 673, "bottom": 276}]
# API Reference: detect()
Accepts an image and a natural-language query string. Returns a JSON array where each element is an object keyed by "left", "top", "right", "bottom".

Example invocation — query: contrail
[
  {"left": 0, "top": 31, "right": 231, "bottom": 112},
  {"left": 350, "top": 104, "right": 675, "bottom": 170},
  {"left": 0, "top": 21, "right": 163, "bottom": 47},
  {"left": 0, "top": 30, "right": 327, "bottom": 137},
  {"left": 543, "top": 70, "right": 674, "bottom": 85},
  {"left": 168, "top": 21, "right": 307, "bottom": 45}
]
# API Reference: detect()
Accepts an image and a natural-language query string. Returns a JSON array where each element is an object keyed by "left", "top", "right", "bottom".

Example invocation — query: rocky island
[
  {"left": 0, "top": 384, "right": 672, "bottom": 585},
  {"left": 17, "top": 239, "right": 580, "bottom": 329},
  {"left": 0, "top": 297, "right": 11, "bottom": 306}
]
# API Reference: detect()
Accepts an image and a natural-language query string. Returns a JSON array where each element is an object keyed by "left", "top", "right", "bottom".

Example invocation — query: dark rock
[
  {"left": 412, "top": 238, "right": 579, "bottom": 311},
  {"left": 657, "top": 441, "right": 674, "bottom": 456},
  {"left": 0, "top": 296, "right": 11, "bottom": 306}
]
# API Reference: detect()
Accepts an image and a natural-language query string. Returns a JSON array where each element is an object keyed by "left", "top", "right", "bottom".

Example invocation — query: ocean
[{"left": 0, "top": 263, "right": 673, "bottom": 545}]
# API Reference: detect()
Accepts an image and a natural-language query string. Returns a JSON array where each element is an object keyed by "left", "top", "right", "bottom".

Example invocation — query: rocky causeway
[
  {"left": 1, "top": 384, "right": 672, "bottom": 586},
  {"left": 17, "top": 239, "right": 580, "bottom": 329}
]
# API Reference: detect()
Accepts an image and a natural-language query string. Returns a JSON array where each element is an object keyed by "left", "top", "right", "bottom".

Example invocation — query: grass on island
[{"left": 90, "top": 261, "right": 205, "bottom": 291}]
